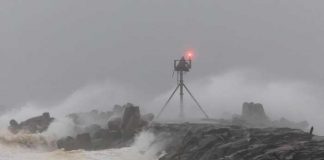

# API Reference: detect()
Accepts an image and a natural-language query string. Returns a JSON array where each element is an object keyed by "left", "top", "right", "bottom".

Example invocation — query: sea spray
[
  {"left": 0, "top": 129, "right": 163, "bottom": 160},
  {"left": 147, "top": 70, "right": 324, "bottom": 134}
]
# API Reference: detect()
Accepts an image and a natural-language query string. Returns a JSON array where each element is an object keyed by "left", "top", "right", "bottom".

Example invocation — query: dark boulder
[
  {"left": 75, "top": 133, "right": 92, "bottom": 150},
  {"left": 56, "top": 103, "right": 155, "bottom": 151},
  {"left": 93, "top": 129, "right": 110, "bottom": 139},
  {"left": 84, "top": 124, "right": 102, "bottom": 138},
  {"left": 241, "top": 102, "right": 270, "bottom": 126},
  {"left": 92, "top": 130, "right": 123, "bottom": 150},
  {"left": 8, "top": 112, "right": 54, "bottom": 134},
  {"left": 57, "top": 136, "right": 76, "bottom": 151},
  {"left": 57, "top": 133, "right": 92, "bottom": 151},
  {"left": 121, "top": 103, "right": 141, "bottom": 137},
  {"left": 8, "top": 119, "right": 19, "bottom": 134},
  {"left": 108, "top": 117, "right": 122, "bottom": 130},
  {"left": 240, "top": 102, "right": 309, "bottom": 130}
]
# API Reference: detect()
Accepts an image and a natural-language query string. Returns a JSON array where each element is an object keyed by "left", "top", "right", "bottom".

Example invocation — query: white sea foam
[{"left": 0, "top": 131, "right": 160, "bottom": 160}]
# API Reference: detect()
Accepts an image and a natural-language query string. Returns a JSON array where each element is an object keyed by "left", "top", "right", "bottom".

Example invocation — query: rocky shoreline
[
  {"left": 149, "top": 123, "right": 324, "bottom": 160},
  {"left": 5, "top": 102, "right": 324, "bottom": 160}
]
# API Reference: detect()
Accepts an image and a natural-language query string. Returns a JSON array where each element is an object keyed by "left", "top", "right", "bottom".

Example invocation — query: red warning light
[{"left": 185, "top": 49, "right": 194, "bottom": 60}]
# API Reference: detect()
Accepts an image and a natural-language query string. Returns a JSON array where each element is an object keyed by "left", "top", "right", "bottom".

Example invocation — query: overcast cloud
[{"left": 0, "top": 0, "right": 323, "bottom": 107}]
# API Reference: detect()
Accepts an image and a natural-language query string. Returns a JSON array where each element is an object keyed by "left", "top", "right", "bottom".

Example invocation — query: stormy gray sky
[{"left": 0, "top": 0, "right": 324, "bottom": 107}]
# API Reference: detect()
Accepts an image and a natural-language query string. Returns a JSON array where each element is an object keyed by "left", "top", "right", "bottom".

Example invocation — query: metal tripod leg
[
  {"left": 156, "top": 84, "right": 180, "bottom": 119},
  {"left": 183, "top": 84, "right": 210, "bottom": 119}
]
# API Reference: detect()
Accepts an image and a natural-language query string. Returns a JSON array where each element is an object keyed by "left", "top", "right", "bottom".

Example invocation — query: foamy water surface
[
  {"left": 0, "top": 130, "right": 160, "bottom": 160},
  {"left": 0, "top": 146, "right": 156, "bottom": 160}
]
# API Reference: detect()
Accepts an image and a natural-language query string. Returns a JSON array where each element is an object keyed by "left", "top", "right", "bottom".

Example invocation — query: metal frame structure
[{"left": 156, "top": 56, "right": 209, "bottom": 119}]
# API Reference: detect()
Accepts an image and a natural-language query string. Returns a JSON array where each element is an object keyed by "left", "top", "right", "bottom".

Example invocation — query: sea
[{"left": 0, "top": 129, "right": 161, "bottom": 160}]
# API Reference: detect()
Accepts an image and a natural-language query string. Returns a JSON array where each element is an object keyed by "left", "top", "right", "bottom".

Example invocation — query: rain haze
[{"left": 1, "top": 0, "right": 324, "bottom": 133}]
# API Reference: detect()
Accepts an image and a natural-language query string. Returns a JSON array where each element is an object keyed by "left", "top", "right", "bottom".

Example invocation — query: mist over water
[
  {"left": 149, "top": 70, "right": 324, "bottom": 134},
  {"left": 0, "top": 81, "right": 141, "bottom": 136},
  {"left": 0, "top": 70, "right": 323, "bottom": 160},
  {"left": 0, "top": 80, "right": 163, "bottom": 160}
]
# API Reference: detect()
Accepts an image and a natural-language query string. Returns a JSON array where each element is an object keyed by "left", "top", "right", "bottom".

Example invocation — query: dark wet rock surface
[
  {"left": 241, "top": 102, "right": 269, "bottom": 125},
  {"left": 6, "top": 102, "right": 324, "bottom": 159},
  {"left": 152, "top": 123, "right": 324, "bottom": 160},
  {"left": 228, "top": 102, "right": 308, "bottom": 130},
  {"left": 8, "top": 112, "right": 54, "bottom": 134},
  {"left": 56, "top": 103, "right": 154, "bottom": 151}
]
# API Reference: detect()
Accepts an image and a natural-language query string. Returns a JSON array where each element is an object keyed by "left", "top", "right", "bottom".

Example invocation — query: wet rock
[
  {"left": 57, "top": 136, "right": 75, "bottom": 151},
  {"left": 154, "top": 123, "right": 324, "bottom": 160},
  {"left": 242, "top": 102, "right": 270, "bottom": 125},
  {"left": 57, "top": 133, "right": 92, "bottom": 151},
  {"left": 84, "top": 124, "right": 102, "bottom": 138},
  {"left": 108, "top": 117, "right": 122, "bottom": 130},
  {"left": 57, "top": 103, "right": 150, "bottom": 151},
  {"left": 8, "top": 112, "right": 54, "bottom": 134},
  {"left": 93, "top": 129, "right": 110, "bottom": 139},
  {"left": 8, "top": 119, "right": 19, "bottom": 134},
  {"left": 235, "top": 102, "right": 308, "bottom": 130},
  {"left": 92, "top": 130, "right": 123, "bottom": 150},
  {"left": 121, "top": 103, "right": 141, "bottom": 137},
  {"left": 75, "top": 133, "right": 92, "bottom": 150}
]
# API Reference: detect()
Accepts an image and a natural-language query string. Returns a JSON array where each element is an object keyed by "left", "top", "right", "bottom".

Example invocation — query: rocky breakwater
[
  {"left": 6, "top": 101, "right": 322, "bottom": 160},
  {"left": 57, "top": 103, "right": 154, "bottom": 151},
  {"left": 146, "top": 102, "right": 321, "bottom": 160},
  {"left": 231, "top": 102, "right": 309, "bottom": 130},
  {"left": 150, "top": 123, "right": 324, "bottom": 160}
]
